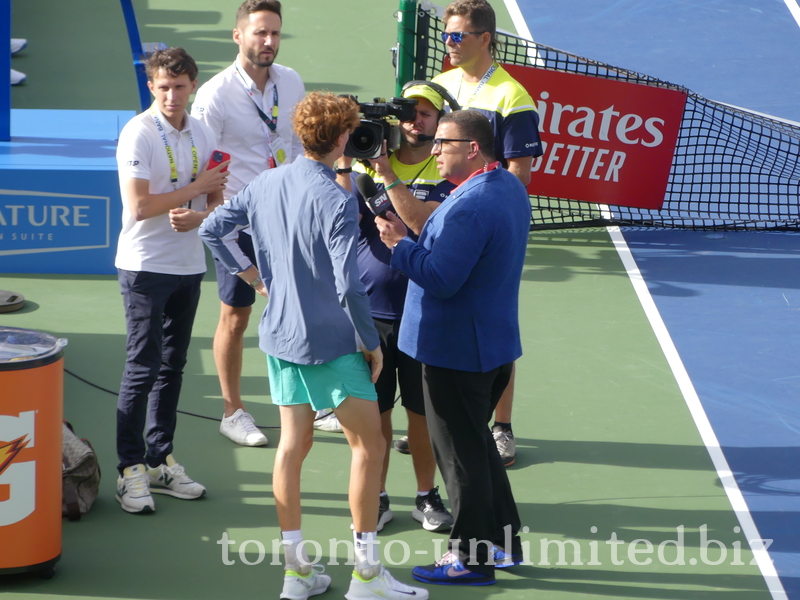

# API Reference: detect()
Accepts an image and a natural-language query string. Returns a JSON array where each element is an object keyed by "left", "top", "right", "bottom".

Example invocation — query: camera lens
[{"left": 350, "top": 128, "right": 376, "bottom": 153}]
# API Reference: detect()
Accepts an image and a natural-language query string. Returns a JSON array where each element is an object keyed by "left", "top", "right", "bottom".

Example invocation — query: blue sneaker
[
  {"left": 412, "top": 553, "right": 495, "bottom": 586},
  {"left": 493, "top": 545, "right": 523, "bottom": 569}
]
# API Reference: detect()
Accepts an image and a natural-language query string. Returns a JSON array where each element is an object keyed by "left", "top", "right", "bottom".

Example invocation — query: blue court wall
[{"left": 0, "top": 109, "right": 132, "bottom": 274}]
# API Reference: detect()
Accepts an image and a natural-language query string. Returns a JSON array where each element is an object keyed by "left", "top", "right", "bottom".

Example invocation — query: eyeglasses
[
  {"left": 432, "top": 138, "right": 473, "bottom": 150},
  {"left": 440, "top": 31, "right": 484, "bottom": 44}
]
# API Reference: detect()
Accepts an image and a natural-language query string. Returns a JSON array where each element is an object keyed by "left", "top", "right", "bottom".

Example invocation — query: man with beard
[{"left": 192, "top": 0, "right": 305, "bottom": 448}]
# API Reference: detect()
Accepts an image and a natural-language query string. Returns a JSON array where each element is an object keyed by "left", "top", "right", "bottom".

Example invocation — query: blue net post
[
  {"left": 1, "top": 0, "right": 11, "bottom": 141},
  {"left": 119, "top": 0, "right": 151, "bottom": 112}
]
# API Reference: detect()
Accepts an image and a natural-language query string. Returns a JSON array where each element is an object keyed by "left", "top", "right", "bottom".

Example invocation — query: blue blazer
[{"left": 392, "top": 167, "right": 530, "bottom": 373}]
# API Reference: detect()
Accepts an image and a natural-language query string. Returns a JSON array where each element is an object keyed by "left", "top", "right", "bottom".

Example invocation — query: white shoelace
[
  {"left": 434, "top": 551, "right": 458, "bottom": 567},
  {"left": 379, "top": 567, "right": 415, "bottom": 592},
  {"left": 165, "top": 462, "right": 187, "bottom": 478},
  {"left": 126, "top": 472, "right": 150, "bottom": 495},
  {"left": 235, "top": 412, "right": 261, "bottom": 435}
]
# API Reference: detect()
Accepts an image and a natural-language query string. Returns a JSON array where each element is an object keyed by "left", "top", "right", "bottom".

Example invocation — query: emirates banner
[{"left": 504, "top": 64, "right": 688, "bottom": 210}]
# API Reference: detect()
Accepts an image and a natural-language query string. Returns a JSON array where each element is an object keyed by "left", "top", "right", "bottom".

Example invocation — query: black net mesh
[{"left": 409, "top": 2, "right": 800, "bottom": 230}]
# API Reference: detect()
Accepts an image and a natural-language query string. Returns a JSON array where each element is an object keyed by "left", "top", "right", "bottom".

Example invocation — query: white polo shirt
[
  {"left": 191, "top": 60, "right": 306, "bottom": 200},
  {"left": 115, "top": 105, "right": 218, "bottom": 275}
]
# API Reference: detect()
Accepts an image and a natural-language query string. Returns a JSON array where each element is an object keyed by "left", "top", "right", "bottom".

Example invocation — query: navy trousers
[{"left": 116, "top": 269, "right": 203, "bottom": 472}]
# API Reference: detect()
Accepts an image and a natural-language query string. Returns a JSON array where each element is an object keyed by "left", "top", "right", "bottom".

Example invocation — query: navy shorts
[
  {"left": 374, "top": 317, "right": 425, "bottom": 415},
  {"left": 214, "top": 231, "right": 256, "bottom": 308}
]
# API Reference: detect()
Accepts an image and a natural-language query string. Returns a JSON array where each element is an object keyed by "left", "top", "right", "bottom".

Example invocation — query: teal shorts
[{"left": 267, "top": 353, "right": 378, "bottom": 410}]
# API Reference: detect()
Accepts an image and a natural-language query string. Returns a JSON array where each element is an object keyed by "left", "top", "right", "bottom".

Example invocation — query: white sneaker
[
  {"left": 147, "top": 455, "right": 206, "bottom": 499},
  {"left": 10, "top": 69, "right": 26, "bottom": 86},
  {"left": 220, "top": 408, "right": 268, "bottom": 446},
  {"left": 10, "top": 38, "right": 27, "bottom": 55},
  {"left": 346, "top": 565, "right": 429, "bottom": 600},
  {"left": 116, "top": 464, "right": 155, "bottom": 514},
  {"left": 313, "top": 409, "right": 343, "bottom": 433},
  {"left": 280, "top": 566, "right": 332, "bottom": 600}
]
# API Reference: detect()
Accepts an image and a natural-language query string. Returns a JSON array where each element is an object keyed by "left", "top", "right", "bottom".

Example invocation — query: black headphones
[{"left": 400, "top": 80, "right": 461, "bottom": 118}]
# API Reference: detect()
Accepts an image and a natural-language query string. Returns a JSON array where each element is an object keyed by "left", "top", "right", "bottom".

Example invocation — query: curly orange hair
[{"left": 292, "top": 92, "right": 359, "bottom": 160}]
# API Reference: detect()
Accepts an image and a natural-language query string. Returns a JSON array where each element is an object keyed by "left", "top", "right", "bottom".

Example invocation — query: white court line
[
  {"left": 608, "top": 227, "right": 788, "bottom": 600},
  {"left": 784, "top": 0, "right": 800, "bottom": 28},
  {"left": 503, "top": 0, "right": 534, "bottom": 41},
  {"left": 503, "top": 0, "right": 543, "bottom": 66}
]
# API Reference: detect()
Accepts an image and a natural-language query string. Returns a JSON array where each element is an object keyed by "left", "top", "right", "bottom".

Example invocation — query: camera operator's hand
[
  {"left": 368, "top": 141, "right": 393, "bottom": 179},
  {"left": 375, "top": 210, "right": 409, "bottom": 249}
]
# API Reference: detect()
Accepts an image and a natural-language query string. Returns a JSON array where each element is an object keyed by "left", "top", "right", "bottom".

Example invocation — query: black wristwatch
[{"left": 334, "top": 166, "right": 353, "bottom": 174}]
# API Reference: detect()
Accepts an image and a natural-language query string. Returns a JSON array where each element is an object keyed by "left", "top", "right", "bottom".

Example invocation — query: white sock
[
  {"left": 281, "top": 530, "right": 309, "bottom": 574},
  {"left": 353, "top": 531, "right": 380, "bottom": 578}
]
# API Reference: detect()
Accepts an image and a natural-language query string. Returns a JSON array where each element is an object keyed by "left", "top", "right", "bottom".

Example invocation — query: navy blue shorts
[
  {"left": 374, "top": 317, "right": 425, "bottom": 415},
  {"left": 214, "top": 231, "right": 256, "bottom": 308}
]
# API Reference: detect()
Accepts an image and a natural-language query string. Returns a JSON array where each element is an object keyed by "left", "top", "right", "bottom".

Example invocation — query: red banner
[{"left": 503, "top": 64, "right": 687, "bottom": 210}]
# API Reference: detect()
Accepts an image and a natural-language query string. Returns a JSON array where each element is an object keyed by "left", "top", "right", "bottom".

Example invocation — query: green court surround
[{"left": 4, "top": 1, "right": 771, "bottom": 598}]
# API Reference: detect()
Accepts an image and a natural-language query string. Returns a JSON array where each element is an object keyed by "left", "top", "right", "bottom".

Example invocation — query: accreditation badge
[{"left": 268, "top": 132, "right": 287, "bottom": 166}]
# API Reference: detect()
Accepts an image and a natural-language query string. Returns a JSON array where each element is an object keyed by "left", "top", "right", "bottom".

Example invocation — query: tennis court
[{"left": 2, "top": 0, "right": 798, "bottom": 598}]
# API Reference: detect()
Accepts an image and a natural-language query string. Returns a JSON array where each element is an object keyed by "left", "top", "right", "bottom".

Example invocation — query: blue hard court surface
[
  {"left": 520, "top": 0, "right": 800, "bottom": 122},
  {"left": 518, "top": 0, "right": 800, "bottom": 594}
]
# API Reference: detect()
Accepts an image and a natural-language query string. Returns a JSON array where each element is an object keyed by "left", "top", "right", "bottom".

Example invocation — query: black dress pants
[{"left": 422, "top": 361, "right": 521, "bottom": 576}]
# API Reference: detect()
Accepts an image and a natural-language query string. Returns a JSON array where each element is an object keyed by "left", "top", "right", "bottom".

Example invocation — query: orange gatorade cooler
[{"left": 0, "top": 327, "right": 67, "bottom": 579}]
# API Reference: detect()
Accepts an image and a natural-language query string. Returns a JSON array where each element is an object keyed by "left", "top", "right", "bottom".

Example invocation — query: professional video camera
[{"left": 345, "top": 96, "right": 418, "bottom": 160}]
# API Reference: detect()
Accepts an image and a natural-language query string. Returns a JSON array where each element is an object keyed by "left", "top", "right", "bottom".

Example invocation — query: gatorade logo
[{"left": 0, "top": 411, "right": 36, "bottom": 526}]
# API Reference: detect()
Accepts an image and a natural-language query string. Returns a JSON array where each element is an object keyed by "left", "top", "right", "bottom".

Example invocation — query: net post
[
  {"left": 395, "top": 0, "right": 418, "bottom": 95},
  {"left": 414, "top": 5, "right": 431, "bottom": 81}
]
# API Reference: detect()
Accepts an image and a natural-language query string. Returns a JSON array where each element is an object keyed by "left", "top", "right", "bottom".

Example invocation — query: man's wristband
[
  {"left": 384, "top": 178, "right": 402, "bottom": 191},
  {"left": 249, "top": 275, "right": 262, "bottom": 289},
  {"left": 334, "top": 166, "right": 353, "bottom": 174}
]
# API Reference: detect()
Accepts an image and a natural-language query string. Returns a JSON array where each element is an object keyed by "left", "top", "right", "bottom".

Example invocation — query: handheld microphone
[{"left": 355, "top": 173, "right": 391, "bottom": 219}]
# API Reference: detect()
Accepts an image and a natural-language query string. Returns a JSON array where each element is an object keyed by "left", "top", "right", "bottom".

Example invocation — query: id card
[{"left": 267, "top": 132, "right": 287, "bottom": 167}]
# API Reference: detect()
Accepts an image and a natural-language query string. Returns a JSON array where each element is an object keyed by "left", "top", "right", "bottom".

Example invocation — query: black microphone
[
  {"left": 355, "top": 173, "right": 391, "bottom": 218},
  {"left": 356, "top": 172, "right": 378, "bottom": 199}
]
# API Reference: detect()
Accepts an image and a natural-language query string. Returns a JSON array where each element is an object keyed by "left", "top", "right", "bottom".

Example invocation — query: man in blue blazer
[{"left": 376, "top": 109, "right": 529, "bottom": 586}]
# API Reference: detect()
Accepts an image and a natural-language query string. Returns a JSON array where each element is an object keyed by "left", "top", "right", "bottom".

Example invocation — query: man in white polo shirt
[
  {"left": 192, "top": 0, "right": 306, "bottom": 446},
  {"left": 114, "top": 47, "right": 229, "bottom": 514}
]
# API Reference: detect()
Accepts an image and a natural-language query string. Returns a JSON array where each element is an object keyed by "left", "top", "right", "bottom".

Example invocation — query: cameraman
[{"left": 336, "top": 84, "right": 456, "bottom": 534}]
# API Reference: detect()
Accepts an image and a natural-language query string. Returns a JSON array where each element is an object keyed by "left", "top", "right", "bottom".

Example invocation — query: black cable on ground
[{"left": 64, "top": 368, "right": 282, "bottom": 430}]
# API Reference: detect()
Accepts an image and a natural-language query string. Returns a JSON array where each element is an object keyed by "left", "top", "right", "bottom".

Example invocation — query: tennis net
[{"left": 396, "top": 0, "right": 800, "bottom": 230}]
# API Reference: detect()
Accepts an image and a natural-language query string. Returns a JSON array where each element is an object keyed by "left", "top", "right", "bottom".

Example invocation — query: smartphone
[{"left": 209, "top": 150, "right": 231, "bottom": 172}]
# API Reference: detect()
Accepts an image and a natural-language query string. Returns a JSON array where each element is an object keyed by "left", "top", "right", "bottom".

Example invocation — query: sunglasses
[{"left": 440, "top": 31, "right": 484, "bottom": 44}]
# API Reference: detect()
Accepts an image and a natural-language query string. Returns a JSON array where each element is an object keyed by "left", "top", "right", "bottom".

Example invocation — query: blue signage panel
[{"left": 0, "top": 170, "right": 122, "bottom": 274}]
